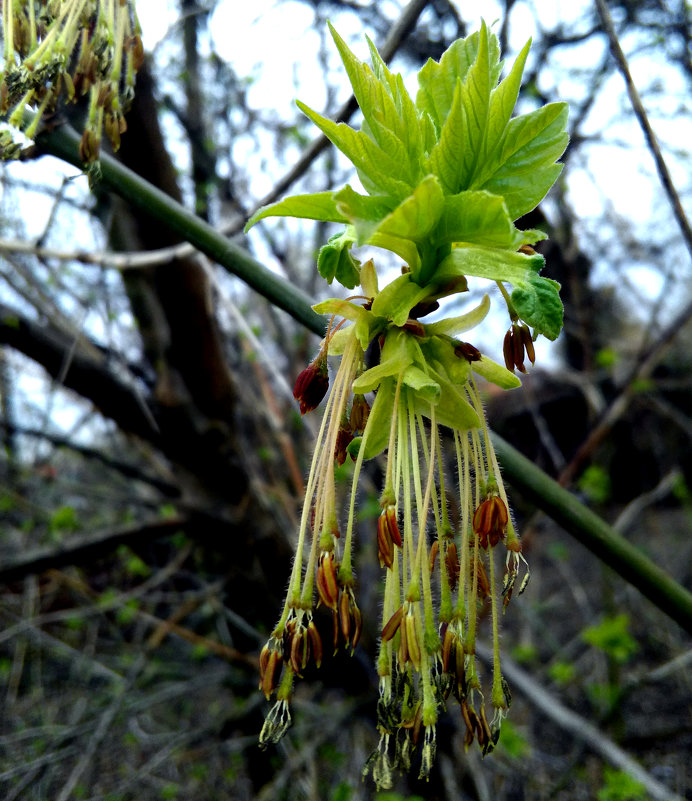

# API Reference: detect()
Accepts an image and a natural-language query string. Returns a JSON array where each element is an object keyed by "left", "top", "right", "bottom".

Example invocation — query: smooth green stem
[
  {"left": 35, "top": 122, "right": 325, "bottom": 337},
  {"left": 34, "top": 121, "right": 692, "bottom": 637},
  {"left": 491, "top": 432, "right": 692, "bottom": 636}
]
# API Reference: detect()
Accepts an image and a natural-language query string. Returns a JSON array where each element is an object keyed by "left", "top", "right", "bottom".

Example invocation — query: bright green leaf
[
  {"left": 317, "top": 229, "right": 361, "bottom": 288},
  {"left": 370, "top": 273, "right": 431, "bottom": 326},
  {"left": 424, "top": 294, "right": 490, "bottom": 336},
  {"left": 328, "top": 23, "right": 422, "bottom": 186},
  {"left": 244, "top": 192, "right": 346, "bottom": 231},
  {"left": 473, "top": 102, "right": 569, "bottom": 219},
  {"left": 297, "top": 100, "right": 412, "bottom": 200},
  {"left": 435, "top": 190, "right": 524, "bottom": 249},
  {"left": 435, "top": 246, "right": 563, "bottom": 339}
]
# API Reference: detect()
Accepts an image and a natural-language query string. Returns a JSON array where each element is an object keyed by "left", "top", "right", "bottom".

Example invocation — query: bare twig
[
  {"left": 476, "top": 641, "right": 684, "bottom": 801},
  {"left": 595, "top": 0, "right": 692, "bottom": 259},
  {"left": 0, "top": 516, "right": 187, "bottom": 585}
]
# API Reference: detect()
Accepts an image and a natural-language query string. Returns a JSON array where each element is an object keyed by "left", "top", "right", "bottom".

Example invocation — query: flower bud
[{"left": 293, "top": 353, "right": 328, "bottom": 414}]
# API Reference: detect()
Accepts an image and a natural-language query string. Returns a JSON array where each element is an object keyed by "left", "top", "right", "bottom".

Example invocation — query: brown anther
[
  {"left": 307, "top": 620, "right": 322, "bottom": 668},
  {"left": 351, "top": 599, "right": 363, "bottom": 650},
  {"left": 381, "top": 504, "right": 402, "bottom": 547},
  {"left": 398, "top": 612, "right": 409, "bottom": 665},
  {"left": 405, "top": 613, "right": 421, "bottom": 671},
  {"left": 480, "top": 705, "right": 494, "bottom": 754},
  {"left": 503, "top": 328, "right": 514, "bottom": 372},
  {"left": 339, "top": 589, "right": 351, "bottom": 644},
  {"left": 520, "top": 324, "right": 536, "bottom": 365},
  {"left": 454, "top": 341, "right": 482, "bottom": 362},
  {"left": 445, "top": 541, "right": 460, "bottom": 590},
  {"left": 441, "top": 625, "right": 455, "bottom": 673},
  {"left": 381, "top": 605, "right": 404, "bottom": 642},
  {"left": 461, "top": 701, "right": 475, "bottom": 742},
  {"left": 503, "top": 323, "right": 535, "bottom": 373},
  {"left": 316, "top": 551, "right": 339, "bottom": 610},
  {"left": 428, "top": 540, "right": 439, "bottom": 574},
  {"left": 78, "top": 128, "right": 100, "bottom": 163},
  {"left": 289, "top": 625, "right": 308, "bottom": 675},
  {"left": 472, "top": 557, "right": 491, "bottom": 599},
  {"left": 412, "top": 702, "right": 423, "bottom": 745},
  {"left": 293, "top": 352, "right": 329, "bottom": 415},
  {"left": 377, "top": 514, "right": 394, "bottom": 569},
  {"left": 473, "top": 495, "right": 509, "bottom": 549},
  {"left": 518, "top": 245, "right": 536, "bottom": 256},
  {"left": 259, "top": 643, "right": 271, "bottom": 680},
  {"left": 260, "top": 648, "right": 283, "bottom": 699}
]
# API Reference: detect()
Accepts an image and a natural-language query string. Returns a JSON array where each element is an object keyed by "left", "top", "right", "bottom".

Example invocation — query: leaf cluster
[{"left": 246, "top": 21, "right": 568, "bottom": 341}]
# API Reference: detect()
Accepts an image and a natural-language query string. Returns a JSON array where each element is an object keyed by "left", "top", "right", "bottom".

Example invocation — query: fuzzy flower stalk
[
  {"left": 0, "top": 0, "right": 143, "bottom": 163},
  {"left": 246, "top": 21, "right": 568, "bottom": 786}
]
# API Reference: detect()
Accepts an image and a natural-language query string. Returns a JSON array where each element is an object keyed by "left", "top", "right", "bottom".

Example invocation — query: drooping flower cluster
[
  {"left": 0, "top": 0, "right": 142, "bottom": 162},
  {"left": 247, "top": 21, "right": 568, "bottom": 786}
]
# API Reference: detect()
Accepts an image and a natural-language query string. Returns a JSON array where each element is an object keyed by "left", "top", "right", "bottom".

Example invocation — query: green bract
[{"left": 245, "top": 20, "right": 568, "bottom": 342}]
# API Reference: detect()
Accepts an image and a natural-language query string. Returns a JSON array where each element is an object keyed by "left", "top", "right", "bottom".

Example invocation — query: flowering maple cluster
[
  {"left": 246, "top": 21, "right": 568, "bottom": 787},
  {"left": 0, "top": 0, "right": 142, "bottom": 163}
]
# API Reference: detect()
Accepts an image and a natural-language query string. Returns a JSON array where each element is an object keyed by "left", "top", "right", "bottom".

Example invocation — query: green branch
[
  {"left": 492, "top": 433, "right": 692, "bottom": 635},
  {"left": 36, "top": 123, "right": 326, "bottom": 338},
  {"left": 35, "top": 122, "right": 692, "bottom": 635}
]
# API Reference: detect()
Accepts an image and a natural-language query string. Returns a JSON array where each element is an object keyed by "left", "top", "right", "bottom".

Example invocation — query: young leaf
[
  {"left": 436, "top": 246, "right": 563, "bottom": 340},
  {"left": 472, "top": 102, "right": 569, "bottom": 219},
  {"left": 317, "top": 230, "right": 361, "bottom": 289},
  {"left": 416, "top": 25, "right": 501, "bottom": 134},
  {"left": 297, "top": 100, "right": 412, "bottom": 200},
  {"left": 244, "top": 192, "right": 346, "bottom": 231},
  {"left": 482, "top": 38, "right": 531, "bottom": 166},
  {"left": 334, "top": 186, "right": 396, "bottom": 243},
  {"left": 370, "top": 273, "right": 432, "bottom": 326},
  {"left": 458, "top": 21, "right": 492, "bottom": 187},
  {"left": 328, "top": 24, "right": 422, "bottom": 187},
  {"left": 424, "top": 294, "right": 490, "bottom": 336},
  {"left": 434, "top": 190, "right": 525, "bottom": 249}
]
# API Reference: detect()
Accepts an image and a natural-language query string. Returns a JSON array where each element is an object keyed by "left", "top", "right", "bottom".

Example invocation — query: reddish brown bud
[
  {"left": 316, "top": 552, "right": 339, "bottom": 610},
  {"left": 473, "top": 496, "right": 509, "bottom": 549},
  {"left": 454, "top": 341, "right": 482, "bottom": 362},
  {"left": 293, "top": 354, "right": 328, "bottom": 415}
]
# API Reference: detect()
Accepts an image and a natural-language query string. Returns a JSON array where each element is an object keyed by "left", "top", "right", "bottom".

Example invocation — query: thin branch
[
  {"left": 476, "top": 641, "right": 684, "bottom": 801},
  {"left": 491, "top": 431, "right": 692, "bottom": 636},
  {"left": 0, "top": 516, "right": 187, "bottom": 585},
  {"left": 595, "top": 0, "right": 692, "bottom": 259}
]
